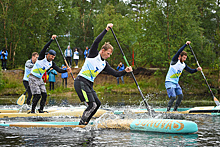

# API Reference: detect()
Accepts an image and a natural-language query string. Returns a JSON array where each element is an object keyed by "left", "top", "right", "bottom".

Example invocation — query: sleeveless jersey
[
  {"left": 23, "top": 59, "right": 33, "bottom": 81},
  {"left": 78, "top": 54, "right": 106, "bottom": 82},
  {"left": 165, "top": 60, "right": 186, "bottom": 84},
  {"left": 31, "top": 56, "right": 52, "bottom": 78}
]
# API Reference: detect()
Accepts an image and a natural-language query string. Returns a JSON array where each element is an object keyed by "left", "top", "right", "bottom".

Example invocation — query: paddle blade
[
  {"left": 214, "top": 97, "right": 220, "bottom": 106},
  {"left": 17, "top": 94, "right": 26, "bottom": 106}
]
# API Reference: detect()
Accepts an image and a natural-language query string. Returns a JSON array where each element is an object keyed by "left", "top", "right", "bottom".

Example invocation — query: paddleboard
[
  {"left": 0, "top": 108, "right": 109, "bottom": 118},
  {"left": 1, "top": 106, "right": 219, "bottom": 118},
  {"left": 114, "top": 106, "right": 220, "bottom": 116},
  {"left": 0, "top": 106, "right": 87, "bottom": 113},
  {"left": 0, "top": 118, "right": 198, "bottom": 134}
]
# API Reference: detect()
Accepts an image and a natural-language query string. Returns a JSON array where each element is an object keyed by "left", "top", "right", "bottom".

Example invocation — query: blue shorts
[{"left": 165, "top": 81, "right": 183, "bottom": 98}]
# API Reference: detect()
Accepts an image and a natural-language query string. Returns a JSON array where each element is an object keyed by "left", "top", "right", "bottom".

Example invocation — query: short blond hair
[
  {"left": 101, "top": 42, "right": 113, "bottom": 51},
  {"left": 32, "top": 52, "right": 39, "bottom": 57}
]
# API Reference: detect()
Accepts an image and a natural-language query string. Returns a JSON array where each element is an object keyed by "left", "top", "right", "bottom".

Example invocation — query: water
[{"left": 0, "top": 95, "right": 220, "bottom": 146}]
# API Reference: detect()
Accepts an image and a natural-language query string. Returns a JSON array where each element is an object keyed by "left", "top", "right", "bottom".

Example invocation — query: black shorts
[{"left": 74, "top": 80, "right": 97, "bottom": 102}]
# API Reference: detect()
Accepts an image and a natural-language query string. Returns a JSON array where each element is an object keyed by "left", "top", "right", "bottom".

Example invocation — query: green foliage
[
  {"left": 48, "top": 85, "right": 72, "bottom": 94},
  {"left": 0, "top": 0, "right": 219, "bottom": 69}
]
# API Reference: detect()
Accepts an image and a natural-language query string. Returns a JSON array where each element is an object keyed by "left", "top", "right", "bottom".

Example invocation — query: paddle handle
[{"left": 55, "top": 38, "right": 75, "bottom": 80}]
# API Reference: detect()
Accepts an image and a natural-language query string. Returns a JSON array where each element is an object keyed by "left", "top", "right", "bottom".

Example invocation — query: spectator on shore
[
  {"left": 47, "top": 68, "right": 57, "bottom": 91},
  {"left": 0, "top": 48, "right": 8, "bottom": 70},
  {"left": 64, "top": 45, "right": 73, "bottom": 67},
  {"left": 116, "top": 62, "right": 125, "bottom": 85},
  {"left": 61, "top": 65, "right": 68, "bottom": 88},
  {"left": 84, "top": 46, "right": 90, "bottom": 58},
  {"left": 73, "top": 47, "right": 79, "bottom": 68}
]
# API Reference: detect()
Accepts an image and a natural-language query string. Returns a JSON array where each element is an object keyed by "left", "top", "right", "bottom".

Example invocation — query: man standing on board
[
  {"left": 28, "top": 35, "right": 71, "bottom": 113},
  {"left": 23, "top": 52, "right": 39, "bottom": 105},
  {"left": 165, "top": 41, "right": 202, "bottom": 112},
  {"left": 74, "top": 23, "right": 133, "bottom": 125}
]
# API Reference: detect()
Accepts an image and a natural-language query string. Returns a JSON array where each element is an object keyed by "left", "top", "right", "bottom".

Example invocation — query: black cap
[{"left": 48, "top": 50, "right": 56, "bottom": 56}]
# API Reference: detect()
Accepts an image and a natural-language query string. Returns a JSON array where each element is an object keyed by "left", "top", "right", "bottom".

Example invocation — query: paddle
[
  {"left": 109, "top": 27, "right": 155, "bottom": 116},
  {"left": 16, "top": 91, "right": 26, "bottom": 106},
  {"left": 54, "top": 38, "right": 75, "bottom": 80},
  {"left": 189, "top": 45, "right": 220, "bottom": 106}
]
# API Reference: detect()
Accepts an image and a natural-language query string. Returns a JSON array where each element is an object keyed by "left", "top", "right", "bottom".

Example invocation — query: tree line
[{"left": 0, "top": 0, "right": 219, "bottom": 70}]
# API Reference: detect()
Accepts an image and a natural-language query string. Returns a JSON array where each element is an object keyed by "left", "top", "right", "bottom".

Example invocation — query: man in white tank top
[{"left": 165, "top": 41, "right": 202, "bottom": 111}]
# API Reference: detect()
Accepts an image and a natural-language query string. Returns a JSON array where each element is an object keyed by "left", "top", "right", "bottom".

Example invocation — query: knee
[
  {"left": 178, "top": 94, "right": 183, "bottom": 98},
  {"left": 96, "top": 101, "right": 101, "bottom": 108},
  {"left": 170, "top": 97, "right": 176, "bottom": 101},
  {"left": 177, "top": 94, "right": 183, "bottom": 99},
  {"left": 41, "top": 92, "right": 47, "bottom": 99},
  {"left": 92, "top": 102, "right": 97, "bottom": 109},
  {"left": 33, "top": 94, "right": 41, "bottom": 99},
  {"left": 33, "top": 94, "right": 41, "bottom": 102}
]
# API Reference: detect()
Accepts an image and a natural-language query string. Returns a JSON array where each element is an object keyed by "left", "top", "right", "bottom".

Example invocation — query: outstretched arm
[
  {"left": 52, "top": 62, "right": 67, "bottom": 73},
  {"left": 103, "top": 62, "right": 126, "bottom": 77},
  {"left": 38, "top": 35, "right": 57, "bottom": 60},
  {"left": 184, "top": 64, "right": 197, "bottom": 74},
  {"left": 172, "top": 41, "right": 191, "bottom": 62},
  {"left": 88, "top": 23, "right": 113, "bottom": 58},
  {"left": 103, "top": 61, "right": 132, "bottom": 77}
]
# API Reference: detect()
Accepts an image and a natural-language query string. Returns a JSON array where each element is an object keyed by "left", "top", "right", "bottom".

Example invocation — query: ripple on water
[{"left": 0, "top": 105, "right": 220, "bottom": 146}]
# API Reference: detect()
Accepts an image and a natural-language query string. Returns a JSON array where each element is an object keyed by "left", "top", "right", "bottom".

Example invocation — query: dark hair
[{"left": 180, "top": 51, "right": 187, "bottom": 57}]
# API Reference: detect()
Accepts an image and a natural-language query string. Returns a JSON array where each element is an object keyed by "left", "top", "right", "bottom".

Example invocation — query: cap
[{"left": 48, "top": 49, "right": 56, "bottom": 56}]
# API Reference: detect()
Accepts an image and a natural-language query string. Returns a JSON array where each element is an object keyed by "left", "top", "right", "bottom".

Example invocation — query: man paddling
[
  {"left": 165, "top": 41, "right": 202, "bottom": 111},
  {"left": 29, "top": 35, "right": 71, "bottom": 113},
  {"left": 23, "top": 52, "right": 39, "bottom": 105},
  {"left": 74, "top": 23, "right": 133, "bottom": 125}
]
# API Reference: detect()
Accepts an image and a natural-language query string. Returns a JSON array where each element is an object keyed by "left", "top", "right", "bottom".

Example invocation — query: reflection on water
[
  {"left": 1, "top": 116, "right": 219, "bottom": 147},
  {"left": 0, "top": 124, "right": 200, "bottom": 146},
  {"left": 0, "top": 94, "right": 220, "bottom": 146},
  {"left": 0, "top": 109, "right": 219, "bottom": 146}
]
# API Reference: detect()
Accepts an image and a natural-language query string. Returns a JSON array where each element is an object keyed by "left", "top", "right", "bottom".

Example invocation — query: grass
[{"left": 0, "top": 67, "right": 219, "bottom": 100}]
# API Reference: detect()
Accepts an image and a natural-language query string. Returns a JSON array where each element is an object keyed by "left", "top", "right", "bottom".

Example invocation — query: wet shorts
[
  {"left": 28, "top": 74, "right": 46, "bottom": 95},
  {"left": 165, "top": 81, "right": 182, "bottom": 98}
]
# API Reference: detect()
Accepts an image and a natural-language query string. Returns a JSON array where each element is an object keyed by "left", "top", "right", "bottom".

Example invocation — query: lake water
[{"left": 0, "top": 94, "right": 220, "bottom": 146}]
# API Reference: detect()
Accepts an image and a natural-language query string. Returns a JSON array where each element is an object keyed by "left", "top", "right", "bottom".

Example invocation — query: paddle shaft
[
  {"left": 189, "top": 45, "right": 219, "bottom": 106},
  {"left": 110, "top": 27, "right": 153, "bottom": 114},
  {"left": 55, "top": 38, "right": 75, "bottom": 80}
]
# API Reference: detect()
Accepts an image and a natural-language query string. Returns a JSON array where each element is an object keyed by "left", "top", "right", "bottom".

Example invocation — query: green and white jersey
[
  {"left": 31, "top": 56, "right": 52, "bottom": 78},
  {"left": 78, "top": 54, "right": 106, "bottom": 82},
  {"left": 165, "top": 60, "right": 186, "bottom": 84}
]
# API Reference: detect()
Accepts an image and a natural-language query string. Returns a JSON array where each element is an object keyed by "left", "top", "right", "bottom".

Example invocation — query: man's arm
[
  {"left": 38, "top": 40, "right": 53, "bottom": 60},
  {"left": 171, "top": 41, "right": 191, "bottom": 63},
  {"left": 103, "top": 62, "right": 127, "bottom": 77},
  {"left": 52, "top": 62, "right": 68, "bottom": 73},
  {"left": 184, "top": 64, "right": 197, "bottom": 74},
  {"left": 172, "top": 44, "right": 187, "bottom": 62},
  {"left": 88, "top": 29, "right": 107, "bottom": 58},
  {"left": 25, "top": 60, "right": 34, "bottom": 68},
  {"left": 38, "top": 35, "right": 57, "bottom": 60}
]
